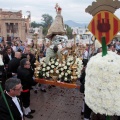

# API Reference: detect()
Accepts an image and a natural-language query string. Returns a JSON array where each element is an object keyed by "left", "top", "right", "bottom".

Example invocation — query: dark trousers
[
  {"left": 118, "top": 116, "right": 120, "bottom": 120},
  {"left": 84, "top": 103, "right": 92, "bottom": 119},
  {"left": 21, "top": 91, "right": 30, "bottom": 108}
]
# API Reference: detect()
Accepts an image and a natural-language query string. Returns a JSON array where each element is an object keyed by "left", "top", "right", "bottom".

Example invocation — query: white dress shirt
[
  {"left": 6, "top": 92, "right": 23, "bottom": 120},
  {"left": 8, "top": 54, "right": 12, "bottom": 60},
  {"left": 12, "top": 97, "right": 23, "bottom": 119}
]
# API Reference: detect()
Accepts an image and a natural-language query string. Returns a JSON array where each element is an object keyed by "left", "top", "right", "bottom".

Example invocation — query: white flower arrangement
[
  {"left": 85, "top": 51, "right": 120, "bottom": 116},
  {"left": 37, "top": 56, "right": 83, "bottom": 83},
  {"left": 57, "top": 56, "right": 83, "bottom": 83},
  {"left": 38, "top": 58, "right": 58, "bottom": 78}
]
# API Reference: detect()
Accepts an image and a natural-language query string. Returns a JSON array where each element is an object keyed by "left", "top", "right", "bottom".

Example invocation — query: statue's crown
[{"left": 85, "top": 0, "right": 120, "bottom": 16}]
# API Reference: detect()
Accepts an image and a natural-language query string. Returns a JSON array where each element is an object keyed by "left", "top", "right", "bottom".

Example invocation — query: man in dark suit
[
  {"left": 0, "top": 78, "right": 24, "bottom": 120},
  {"left": 3, "top": 46, "right": 14, "bottom": 68},
  {"left": 17, "top": 58, "right": 37, "bottom": 119},
  {"left": 7, "top": 52, "right": 21, "bottom": 78}
]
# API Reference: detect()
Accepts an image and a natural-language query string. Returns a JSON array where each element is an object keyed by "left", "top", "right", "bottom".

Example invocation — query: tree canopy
[{"left": 31, "top": 14, "right": 73, "bottom": 38}]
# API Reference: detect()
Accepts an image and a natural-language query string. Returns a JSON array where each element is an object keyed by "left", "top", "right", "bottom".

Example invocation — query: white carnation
[
  {"left": 77, "top": 75, "right": 80, "bottom": 78},
  {"left": 85, "top": 51, "right": 120, "bottom": 116},
  {"left": 42, "top": 68, "right": 45, "bottom": 71},
  {"left": 43, "top": 64, "right": 46, "bottom": 67},
  {"left": 52, "top": 61, "right": 54, "bottom": 64},
  {"left": 46, "top": 73, "right": 49, "bottom": 77},
  {"left": 59, "top": 64, "right": 62, "bottom": 67},
  {"left": 51, "top": 65, "right": 55, "bottom": 68},
  {"left": 48, "top": 62, "right": 51, "bottom": 65},
  {"left": 64, "top": 77, "right": 67, "bottom": 81},
  {"left": 47, "top": 66, "right": 50, "bottom": 70},
  {"left": 61, "top": 68, "right": 63, "bottom": 71},
  {"left": 50, "top": 70, "right": 54, "bottom": 73},
  {"left": 67, "top": 70, "right": 71, "bottom": 74},
  {"left": 71, "top": 76, "right": 73, "bottom": 79},
  {"left": 56, "top": 70, "right": 59, "bottom": 74},
  {"left": 65, "top": 73, "right": 68, "bottom": 76},
  {"left": 67, "top": 62, "right": 70, "bottom": 66},
  {"left": 55, "top": 62, "right": 59, "bottom": 66},
  {"left": 51, "top": 58, "right": 54, "bottom": 61},
  {"left": 61, "top": 72, "right": 64, "bottom": 76},
  {"left": 64, "top": 66, "right": 67, "bottom": 69},
  {"left": 59, "top": 75, "right": 62, "bottom": 78}
]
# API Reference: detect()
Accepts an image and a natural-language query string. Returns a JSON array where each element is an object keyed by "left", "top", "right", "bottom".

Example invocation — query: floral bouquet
[
  {"left": 56, "top": 56, "right": 83, "bottom": 83},
  {"left": 38, "top": 58, "right": 59, "bottom": 79},
  {"left": 35, "top": 55, "right": 83, "bottom": 83},
  {"left": 85, "top": 51, "right": 120, "bottom": 115},
  {"left": 85, "top": 37, "right": 120, "bottom": 117},
  {"left": 56, "top": 56, "right": 74, "bottom": 82}
]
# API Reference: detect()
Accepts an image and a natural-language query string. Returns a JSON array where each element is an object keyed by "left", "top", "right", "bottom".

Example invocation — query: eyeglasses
[
  {"left": 13, "top": 86, "right": 22, "bottom": 91},
  {"left": 25, "top": 63, "right": 31, "bottom": 65}
]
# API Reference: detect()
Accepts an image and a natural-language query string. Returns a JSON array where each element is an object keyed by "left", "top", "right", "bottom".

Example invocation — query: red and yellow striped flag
[{"left": 88, "top": 11, "right": 120, "bottom": 45}]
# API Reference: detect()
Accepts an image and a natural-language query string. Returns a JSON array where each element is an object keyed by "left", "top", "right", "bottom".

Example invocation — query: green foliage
[
  {"left": 31, "top": 14, "right": 53, "bottom": 36},
  {"left": 42, "top": 14, "right": 53, "bottom": 27},
  {"left": 65, "top": 24, "right": 73, "bottom": 39},
  {"left": 43, "top": 27, "right": 48, "bottom": 36},
  {"left": 42, "top": 14, "right": 53, "bottom": 36},
  {"left": 31, "top": 21, "right": 42, "bottom": 28}
]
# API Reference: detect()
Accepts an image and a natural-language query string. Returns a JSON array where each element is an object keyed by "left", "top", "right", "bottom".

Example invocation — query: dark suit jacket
[
  {"left": 3, "top": 53, "right": 14, "bottom": 65},
  {"left": 17, "top": 66, "right": 36, "bottom": 90},
  {"left": 7, "top": 57, "right": 21, "bottom": 77},
  {"left": 0, "top": 93, "right": 23, "bottom": 120}
]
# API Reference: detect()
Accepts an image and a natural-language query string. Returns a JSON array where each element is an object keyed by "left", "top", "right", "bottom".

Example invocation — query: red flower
[{"left": 58, "top": 7, "right": 62, "bottom": 11}]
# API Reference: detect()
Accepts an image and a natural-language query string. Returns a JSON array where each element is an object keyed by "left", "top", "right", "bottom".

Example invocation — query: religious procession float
[
  {"left": 34, "top": 0, "right": 120, "bottom": 119},
  {"left": 34, "top": 4, "right": 83, "bottom": 88}
]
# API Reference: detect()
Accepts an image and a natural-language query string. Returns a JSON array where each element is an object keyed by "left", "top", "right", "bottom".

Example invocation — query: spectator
[
  {"left": 116, "top": 41, "right": 120, "bottom": 50},
  {"left": 117, "top": 49, "right": 120, "bottom": 55},
  {"left": 3, "top": 46, "right": 14, "bottom": 68},
  {"left": 17, "top": 58, "right": 37, "bottom": 118},
  {"left": 38, "top": 51, "right": 46, "bottom": 92},
  {"left": 0, "top": 78, "right": 24, "bottom": 120},
  {"left": 22, "top": 47, "right": 36, "bottom": 69},
  {"left": 7, "top": 52, "right": 21, "bottom": 78},
  {"left": 16, "top": 42, "right": 24, "bottom": 52}
]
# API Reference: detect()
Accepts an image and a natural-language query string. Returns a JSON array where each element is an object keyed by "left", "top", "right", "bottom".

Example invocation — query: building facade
[{"left": 0, "top": 9, "right": 30, "bottom": 41}]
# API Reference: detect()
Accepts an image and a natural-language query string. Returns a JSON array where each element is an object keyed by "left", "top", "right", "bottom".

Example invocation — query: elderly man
[
  {"left": 7, "top": 52, "right": 21, "bottom": 78},
  {"left": 0, "top": 78, "right": 24, "bottom": 120},
  {"left": 17, "top": 58, "right": 37, "bottom": 118}
]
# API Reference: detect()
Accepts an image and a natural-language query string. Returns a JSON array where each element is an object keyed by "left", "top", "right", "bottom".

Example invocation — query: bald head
[{"left": 15, "top": 52, "right": 21, "bottom": 59}]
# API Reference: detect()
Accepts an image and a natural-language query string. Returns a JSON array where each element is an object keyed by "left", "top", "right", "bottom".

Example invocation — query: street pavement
[
  {"left": 26, "top": 86, "right": 118, "bottom": 120},
  {"left": 26, "top": 86, "right": 83, "bottom": 120}
]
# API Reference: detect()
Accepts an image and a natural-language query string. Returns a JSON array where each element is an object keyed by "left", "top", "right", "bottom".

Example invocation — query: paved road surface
[
  {"left": 26, "top": 86, "right": 118, "bottom": 120},
  {"left": 26, "top": 86, "right": 83, "bottom": 120}
]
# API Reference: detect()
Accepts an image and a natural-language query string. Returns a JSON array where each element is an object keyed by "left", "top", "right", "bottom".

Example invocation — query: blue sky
[{"left": 1, "top": 0, "right": 120, "bottom": 23}]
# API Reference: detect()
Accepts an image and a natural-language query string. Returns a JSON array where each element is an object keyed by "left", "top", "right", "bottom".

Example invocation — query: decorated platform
[
  {"left": 34, "top": 4, "right": 83, "bottom": 89},
  {"left": 35, "top": 78, "right": 80, "bottom": 89}
]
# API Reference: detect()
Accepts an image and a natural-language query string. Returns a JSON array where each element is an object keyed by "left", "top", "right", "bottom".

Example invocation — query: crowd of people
[
  {"left": 0, "top": 37, "right": 120, "bottom": 120},
  {"left": 0, "top": 38, "right": 48, "bottom": 119}
]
